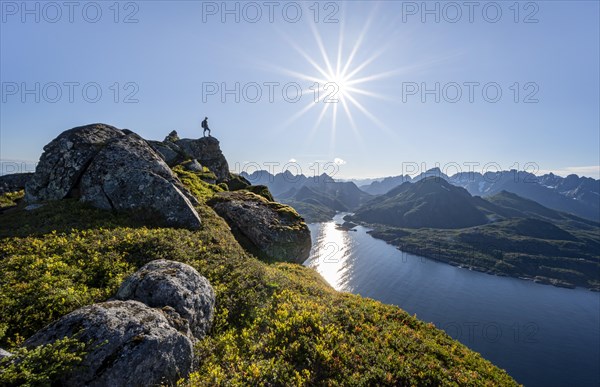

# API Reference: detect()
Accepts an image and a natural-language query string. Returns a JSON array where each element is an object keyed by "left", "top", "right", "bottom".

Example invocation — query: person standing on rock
[{"left": 201, "top": 117, "right": 211, "bottom": 137}]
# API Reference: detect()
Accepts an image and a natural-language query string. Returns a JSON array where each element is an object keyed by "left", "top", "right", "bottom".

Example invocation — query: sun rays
[{"left": 271, "top": 4, "right": 403, "bottom": 153}]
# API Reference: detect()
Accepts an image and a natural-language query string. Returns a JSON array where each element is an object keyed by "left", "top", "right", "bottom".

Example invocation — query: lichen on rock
[
  {"left": 25, "top": 124, "right": 124, "bottom": 202},
  {"left": 24, "top": 300, "right": 194, "bottom": 387},
  {"left": 208, "top": 191, "right": 312, "bottom": 263},
  {"left": 24, "top": 124, "right": 201, "bottom": 229},
  {"left": 116, "top": 259, "right": 215, "bottom": 340},
  {"left": 79, "top": 133, "right": 201, "bottom": 229}
]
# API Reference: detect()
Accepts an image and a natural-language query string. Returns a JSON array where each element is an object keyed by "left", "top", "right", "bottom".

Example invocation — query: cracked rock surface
[
  {"left": 23, "top": 260, "right": 216, "bottom": 386},
  {"left": 24, "top": 300, "right": 194, "bottom": 387},
  {"left": 116, "top": 259, "right": 215, "bottom": 340},
  {"left": 25, "top": 123, "right": 201, "bottom": 229},
  {"left": 209, "top": 191, "right": 312, "bottom": 263}
]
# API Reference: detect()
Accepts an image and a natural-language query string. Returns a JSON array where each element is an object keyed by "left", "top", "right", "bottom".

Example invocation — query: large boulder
[
  {"left": 116, "top": 260, "right": 215, "bottom": 339},
  {"left": 24, "top": 300, "right": 194, "bottom": 387},
  {"left": 24, "top": 124, "right": 201, "bottom": 229},
  {"left": 25, "top": 124, "right": 124, "bottom": 202},
  {"left": 208, "top": 191, "right": 312, "bottom": 263},
  {"left": 79, "top": 134, "right": 201, "bottom": 229},
  {"left": 176, "top": 137, "right": 229, "bottom": 182},
  {"left": 225, "top": 173, "right": 251, "bottom": 191}
]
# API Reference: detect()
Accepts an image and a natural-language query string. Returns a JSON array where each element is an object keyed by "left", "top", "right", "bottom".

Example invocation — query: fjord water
[{"left": 306, "top": 213, "right": 600, "bottom": 387}]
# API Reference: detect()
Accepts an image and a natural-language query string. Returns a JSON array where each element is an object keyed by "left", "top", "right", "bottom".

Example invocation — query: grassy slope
[
  {"left": 0, "top": 190, "right": 23, "bottom": 209},
  {"left": 0, "top": 171, "right": 517, "bottom": 386}
]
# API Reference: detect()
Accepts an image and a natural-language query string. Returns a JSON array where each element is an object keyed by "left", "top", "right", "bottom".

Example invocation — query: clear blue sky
[{"left": 1, "top": 1, "right": 598, "bottom": 179}]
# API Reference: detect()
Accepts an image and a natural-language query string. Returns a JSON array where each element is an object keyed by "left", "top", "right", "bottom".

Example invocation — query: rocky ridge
[
  {"left": 25, "top": 124, "right": 202, "bottom": 229},
  {"left": 148, "top": 131, "right": 230, "bottom": 182}
]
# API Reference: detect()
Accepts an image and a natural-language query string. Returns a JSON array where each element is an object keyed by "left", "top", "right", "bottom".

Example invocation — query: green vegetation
[
  {"left": 186, "top": 282, "right": 514, "bottom": 385},
  {"left": 0, "top": 190, "right": 24, "bottom": 209},
  {"left": 0, "top": 337, "right": 87, "bottom": 386},
  {"left": 0, "top": 198, "right": 266, "bottom": 346},
  {"left": 225, "top": 173, "right": 251, "bottom": 191},
  {"left": 173, "top": 165, "right": 225, "bottom": 201},
  {"left": 351, "top": 178, "right": 488, "bottom": 229},
  {"left": 245, "top": 185, "right": 274, "bottom": 201},
  {"left": 0, "top": 168, "right": 518, "bottom": 385},
  {"left": 208, "top": 190, "right": 302, "bottom": 218},
  {"left": 367, "top": 218, "right": 600, "bottom": 290},
  {"left": 180, "top": 160, "right": 217, "bottom": 181},
  {"left": 350, "top": 179, "right": 600, "bottom": 290}
]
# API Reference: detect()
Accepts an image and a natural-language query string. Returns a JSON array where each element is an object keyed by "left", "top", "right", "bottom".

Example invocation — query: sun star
[{"left": 273, "top": 5, "right": 401, "bottom": 154}]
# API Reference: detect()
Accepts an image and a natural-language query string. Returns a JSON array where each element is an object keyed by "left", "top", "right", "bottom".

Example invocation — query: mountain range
[
  {"left": 241, "top": 170, "right": 372, "bottom": 222},
  {"left": 358, "top": 168, "right": 599, "bottom": 221},
  {"left": 239, "top": 170, "right": 600, "bottom": 289},
  {"left": 243, "top": 168, "right": 599, "bottom": 224},
  {"left": 348, "top": 177, "right": 600, "bottom": 289}
]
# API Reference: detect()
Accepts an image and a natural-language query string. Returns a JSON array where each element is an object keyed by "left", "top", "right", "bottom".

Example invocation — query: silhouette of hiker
[{"left": 201, "top": 117, "right": 211, "bottom": 137}]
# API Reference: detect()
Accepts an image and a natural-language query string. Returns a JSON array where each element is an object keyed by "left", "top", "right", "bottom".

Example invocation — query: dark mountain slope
[
  {"left": 358, "top": 169, "right": 600, "bottom": 221},
  {"left": 352, "top": 177, "right": 489, "bottom": 229},
  {"left": 350, "top": 178, "right": 600, "bottom": 289},
  {"left": 242, "top": 170, "right": 372, "bottom": 222}
]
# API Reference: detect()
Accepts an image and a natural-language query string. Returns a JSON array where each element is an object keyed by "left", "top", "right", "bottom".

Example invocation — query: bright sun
[
  {"left": 331, "top": 73, "right": 349, "bottom": 100},
  {"left": 275, "top": 7, "right": 399, "bottom": 151}
]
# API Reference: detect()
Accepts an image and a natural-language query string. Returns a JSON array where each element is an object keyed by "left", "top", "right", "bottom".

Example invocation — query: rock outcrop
[
  {"left": 0, "top": 172, "right": 33, "bottom": 194},
  {"left": 25, "top": 124, "right": 201, "bottom": 229},
  {"left": 116, "top": 260, "right": 215, "bottom": 339},
  {"left": 148, "top": 140, "right": 185, "bottom": 167},
  {"left": 225, "top": 173, "right": 251, "bottom": 191},
  {"left": 208, "top": 191, "right": 312, "bottom": 263},
  {"left": 26, "top": 124, "right": 124, "bottom": 202},
  {"left": 24, "top": 300, "right": 194, "bottom": 387},
  {"left": 176, "top": 137, "right": 229, "bottom": 181},
  {"left": 182, "top": 159, "right": 203, "bottom": 173},
  {"left": 164, "top": 130, "right": 180, "bottom": 142},
  {"left": 149, "top": 133, "right": 230, "bottom": 182},
  {"left": 22, "top": 260, "right": 215, "bottom": 386},
  {"left": 79, "top": 134, "right": 201, "bottom": 229},
  {"left": 245, "top": 185, "right": 274, "bottom": 201}
]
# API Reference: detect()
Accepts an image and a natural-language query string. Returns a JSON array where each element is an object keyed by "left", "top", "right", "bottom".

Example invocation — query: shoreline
[{"left": 311, "top": 212, "right": 598, "bottom": 292}]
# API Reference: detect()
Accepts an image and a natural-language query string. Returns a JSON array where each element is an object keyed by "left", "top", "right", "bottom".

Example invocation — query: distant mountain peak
[{"left": 358, "top": 169, "right": 599, "bottom": 221}]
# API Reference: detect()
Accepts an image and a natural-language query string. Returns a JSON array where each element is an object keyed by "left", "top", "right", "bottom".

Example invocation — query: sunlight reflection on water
[
  {"left": 303, "top": 212, "right": 600, "bottom": 387},
  {"left": 306, "top": 221, "right": 352, "bottom": 291}
]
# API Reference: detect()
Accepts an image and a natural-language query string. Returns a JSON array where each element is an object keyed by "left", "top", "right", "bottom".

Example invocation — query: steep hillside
[
  {"left": 0, "top": 125, "right": 517, "bottom": 385},
  {"left": 352, "top": 177, "right": 489, "bottom": 229},
  {"left": 287, "top": 186, "right": 348, "bottom": 211},
  {"left": 360, "top": 174, "right": 411, "bottom": 195},
  {"left": 278, "top": 186, "right": 345, "bottom": 222},
  {"left": 458, "top": 171, "right": 599, "bottom": 221}
]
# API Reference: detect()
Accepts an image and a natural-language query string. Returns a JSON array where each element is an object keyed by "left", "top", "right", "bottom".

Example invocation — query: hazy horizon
[
  {"left": 2, "top": 1, "right": 599, "bottom": 180},
  {"left": 2, "top": 157, "right": 598, "bottom": 180}
]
